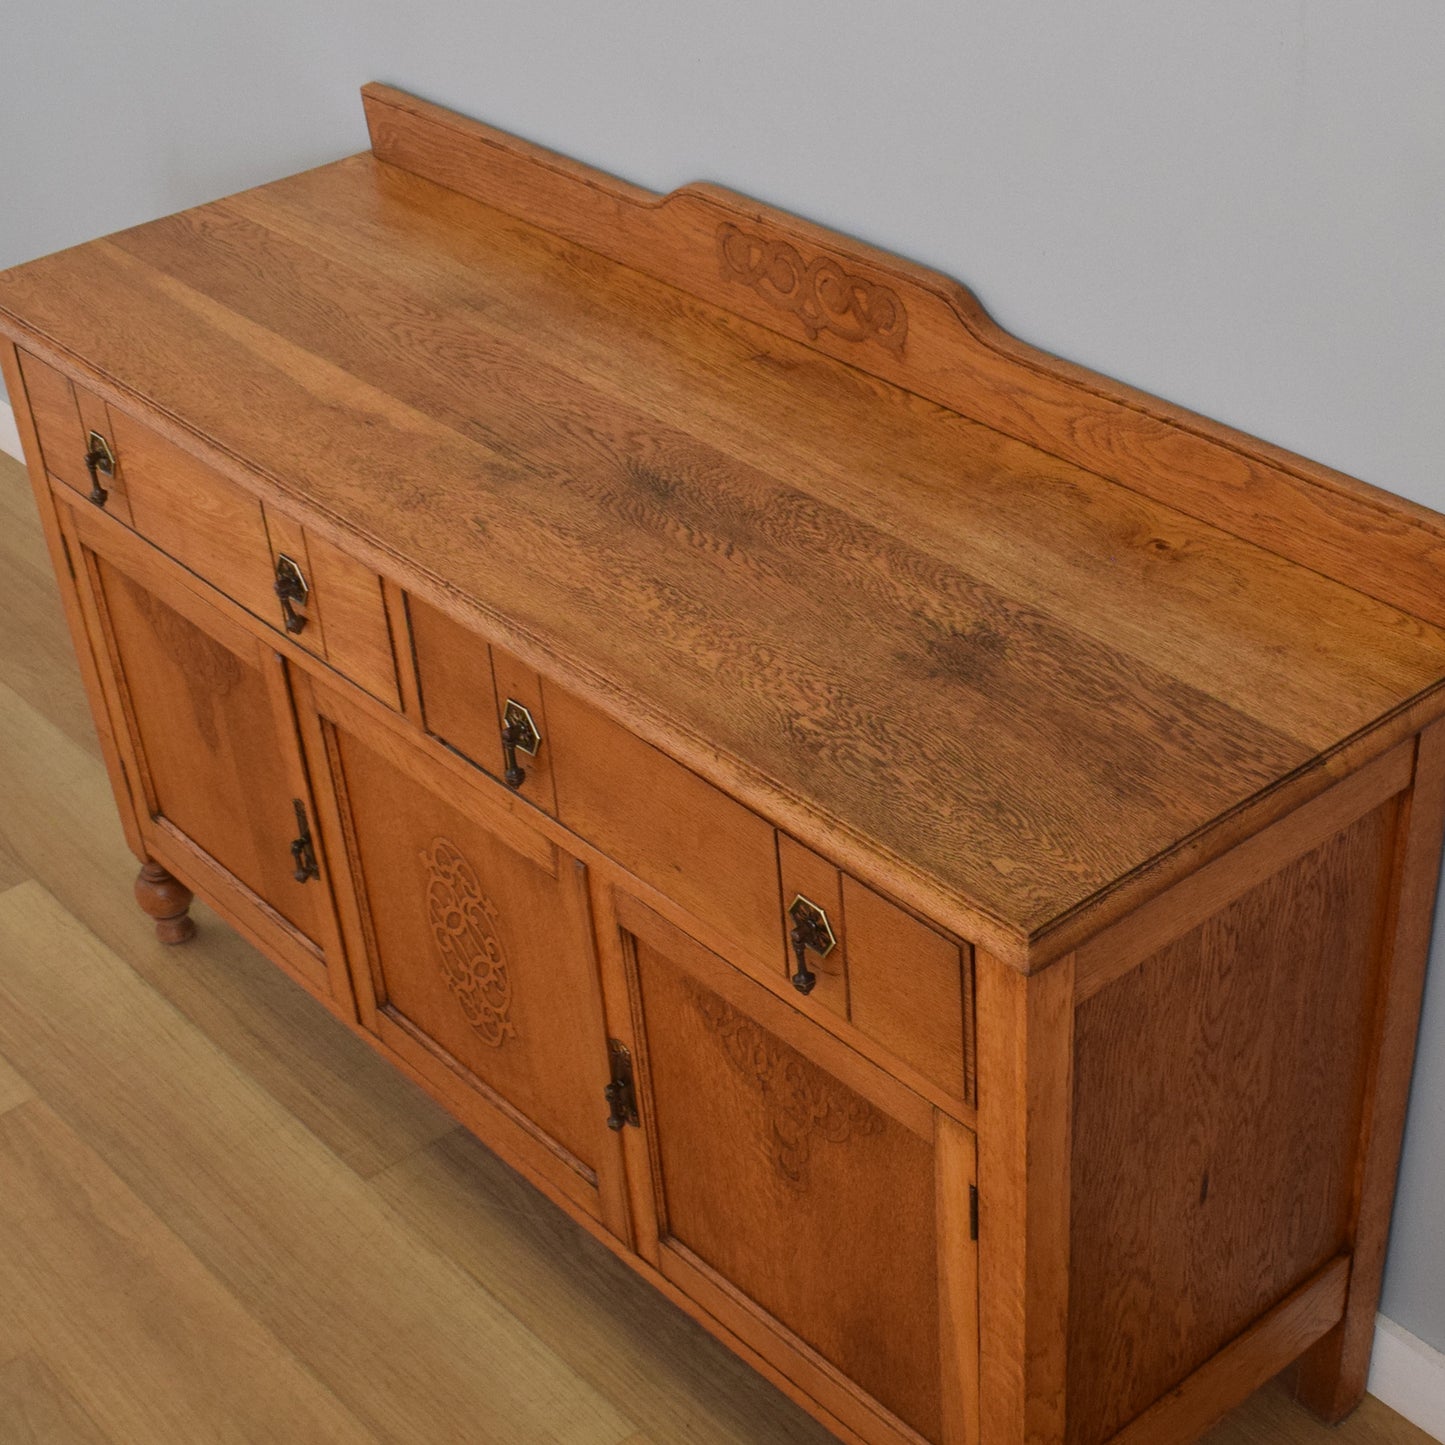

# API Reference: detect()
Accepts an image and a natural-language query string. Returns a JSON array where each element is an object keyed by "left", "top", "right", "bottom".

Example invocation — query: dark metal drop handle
[
  {"left": 84, "top": 434, "right": 115, "bottom": 507},
  {"left": 498, "top": 699, "right": 542, "bottom": 792},
  {"left": 289, "top": 798, "right": 320, "bottom": 883},
  {"left": 790, "top": 926, "right": 818, "bottom": 995},
  {"left": 501, "top": 720, "right": 528, "bottom": 790},
  {"left": 274, "top": 555, "right": 310, "bottom": 635},
  {"left": 787, "top": 895, "right": 836, "bottom": 996}
]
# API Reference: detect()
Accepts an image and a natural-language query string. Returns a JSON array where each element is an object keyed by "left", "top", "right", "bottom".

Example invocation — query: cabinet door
[
  {"left": 296, "top": 671, "right": 627, "bottom": 1235},
  {"left": 613, "top": 893, "right": 978, "bottom": 1445},
  {"left": 64, "top": 501, "right": 348, "bottom": 1005}
]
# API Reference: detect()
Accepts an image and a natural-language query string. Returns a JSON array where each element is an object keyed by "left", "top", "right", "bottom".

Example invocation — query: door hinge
[
  {"left": 604, "top": 1038, "right": 640, "bottom": 1131},
  {"left": 288, "top": 798, "right": 320, "bottom": 883},
  {"left": 970, "top": 1183, "right": 979, "bottom": 1242}
]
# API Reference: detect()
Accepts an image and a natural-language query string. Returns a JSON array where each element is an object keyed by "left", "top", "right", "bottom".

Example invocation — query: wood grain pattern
[
  {"left": 14, "top": 349, "right": 91, "bottom": 496},
  {"left": 975, "top": 952, "right": 1074, "bottom": 1445},
  {"left": 0, "top": 463, "right": 455, "bottom": 1182},
  {"left": 0, "top": 1355, "right": 116, "bottom": 1445},
  {"left": 85, "top": 551, "right": 327, "bottom": 944},
  {"left": 408, "top": 589, "right": 505, "bottom": 773},
  {"left": 108, "top": 404, "right": 278, "bottom": 622},
  {"left": 4, "top": 90, "right": 1445, "bottom": 1445},
  {"left": 1074, "top": 741, "right": 1413, "bottom": 1001},
  {"left": 303, "top": 525, "right": 402, "bottom": 708},
  {"left": 0, "top": 1088, "right": 378, "bottom": 1444},
  {"left": 1, "top": 345, "right": 147, "bottom": 861},
  {"left": 0, "top": 881, "right": 636, "bottom": 1445},
  {"left": 1068, "top": 804, "right": 1395, "bottom": 1444},
  {"left": 0, "top": 1049, "right": 33, "bottom": 1119},
  {"left": 844, "top": 877, "right": 973, "bottom": 1104},
  {"left": 1296, "top": 718, "right": 1445, "bottom": 1421},
  {"left": 630, "top": 917, "right": 944, "bottom": 1442},
  {"left": 936, "top": 1113, "right": 981, "bottom": 1445},
  {"left": 2, "top": 136, "right": 1443, "bottom": 959},
  {"left": 360, "top": 84, "right": 1445, "bottom": 633},
  {"left": 549, "top": 683, "right": 783, "bottom": 973},
  {"left": 221, "top": 160, "right": 1438, "bottom": 770},
  {"left": 0, "top": 431, "right": 1437, "bottom": 1444},
  {"left": 1108, "top": 1259, "right": 1350, "bottom": 1445}
]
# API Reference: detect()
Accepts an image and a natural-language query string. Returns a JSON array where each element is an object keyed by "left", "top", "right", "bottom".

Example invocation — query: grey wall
[{"left": 3, "top": 0, "right": 1443, "bottom": 1351}]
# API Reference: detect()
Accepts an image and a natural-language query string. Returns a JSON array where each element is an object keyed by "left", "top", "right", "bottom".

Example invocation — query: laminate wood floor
[{"left": 0, "top": 449, "right": 1434, "bottom": 1445}]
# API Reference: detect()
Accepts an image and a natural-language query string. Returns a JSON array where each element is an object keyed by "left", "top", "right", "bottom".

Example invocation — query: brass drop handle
[
  {"left": 788, "top": 895, "right": 837, "bottom": 996},
  {"left": 274, "top": 554, "right": 310, "bottom": 635},
  {"left": 289, "top": 798, "right": 320, "bottom": 883},
  {"left": 500, "top": 699, "right": 542, "bottom": 791},
  {"left": 84, "top": 430, "right": 115, "bottom": 507}
]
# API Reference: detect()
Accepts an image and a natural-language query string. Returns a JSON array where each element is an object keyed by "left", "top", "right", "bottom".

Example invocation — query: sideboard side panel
[
  {"left": 1295, "top": 717, "right": 1445, "bottom": 1420},
  {"left": 1067, "top": 796, "right": 1399, "bottom": 1444}
]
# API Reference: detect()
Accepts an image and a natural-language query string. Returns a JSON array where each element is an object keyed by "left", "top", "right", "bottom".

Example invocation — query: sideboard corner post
[
  {"left": 1295, "top": 718, "right": 1445, "bottom": 1421},
  {"left": 976, "top": 948, "right": 1075, "bottom": 1445},
  {"left": 0, "top": 339, "right": 150, "bottom": 861}
]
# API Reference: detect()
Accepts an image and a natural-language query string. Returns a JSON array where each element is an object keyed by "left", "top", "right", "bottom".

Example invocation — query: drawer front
[
  {"left": 264, "top": 509, "right": 401, "bottom": 708},
  {"left": 17, "top": 349, "right": 400, "bottom": 708},
  {"left": 546, "top": 685, "right": 781, "bottom": 970},
  {"left": 108, "top": 408, "right": 279, "bottom": 621},
  {"left": 17, "top": 350, "right": 135, "bottom": 524},
  {"left": 405, "top": 594, "right": 556, "bottom": 814},
  {"left": 781, "top": 838, "right": 975, "bottom": 1105}
]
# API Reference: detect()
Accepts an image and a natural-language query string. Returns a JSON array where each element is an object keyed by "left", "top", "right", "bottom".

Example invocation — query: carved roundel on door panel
[
  {"left": 421, "top": 837, "right": 516, "bottom": 1048},
  {"left": 688, "top": 978, "right": 883, "bottom": 1188}
]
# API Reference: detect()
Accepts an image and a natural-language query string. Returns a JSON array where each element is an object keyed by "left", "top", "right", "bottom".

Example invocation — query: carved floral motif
[
  {"left": 690, "top": 980, "right": 883, "bottom": 1186},
  {"left": 716, "top": 221, "right": 908, "bottom": 356},
  {"left": 422, "top": 837, "right": 516, "bottom": 1048}
]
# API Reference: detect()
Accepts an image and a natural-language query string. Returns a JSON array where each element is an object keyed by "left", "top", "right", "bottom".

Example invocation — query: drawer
[
  {"left": 404, "top": 593, "right": 557, "bottom": 815},
  {"left": 18, "top": 350, "right": 137, "bottom": 524},
  {"left": 20, "top": 350, "right": 399, "bottom": 707},
  {"left": 780, "top": 836, "right": 975, "bottom": 1104},
  {"left": 546, "top": 686, "right": 781, "bottom": 970},
  {"left": 262, "top": 509, "right": 402, "bottom": 708}
]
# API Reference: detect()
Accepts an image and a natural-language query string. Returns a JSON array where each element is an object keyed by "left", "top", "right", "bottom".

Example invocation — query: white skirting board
[
  {"left": 1370, "top": 1315, "right": 1445, "bottom": 1441},
  {"left": 0, "top": 385, "right": 1443, "bottom": 1440},
  {"left": 0, "top": 393, "right": 23, "bottom": 462}
]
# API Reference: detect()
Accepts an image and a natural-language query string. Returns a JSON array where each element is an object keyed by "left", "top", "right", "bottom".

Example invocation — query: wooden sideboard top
[{"left": 5, "top": 84, "right": 1445, "bottom": 967}]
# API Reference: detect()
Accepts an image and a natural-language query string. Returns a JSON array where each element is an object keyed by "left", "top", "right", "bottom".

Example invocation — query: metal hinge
[
  {"left": 970, "top": 1184, "right": 979, "bottom": 1242},
  {"left": 604, "top": 1038, "right": 640, "bottom": 1130}
]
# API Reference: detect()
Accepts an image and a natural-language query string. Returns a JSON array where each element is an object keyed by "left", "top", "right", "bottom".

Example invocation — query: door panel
[
  {"left": 96, "top": 558, "right": 323, "bottom": 940},
  {"left": 619, "top": 895, "right": 955, "bottom": 1444},
  {"left": 300, "top": 675, "right": 622, "bottom": 1228},
  {"left": 64, "top": 502, "right": 345, "bottom": 1003}
]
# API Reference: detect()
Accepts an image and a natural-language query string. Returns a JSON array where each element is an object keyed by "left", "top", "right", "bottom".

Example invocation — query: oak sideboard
[{"left": 4, "top": 84, "right": 1444, "bottom": 1445}]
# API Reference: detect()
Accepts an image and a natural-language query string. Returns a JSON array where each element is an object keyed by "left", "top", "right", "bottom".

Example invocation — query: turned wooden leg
[{"left": 134, "top": 860, "right": 197, "bottom": 944}]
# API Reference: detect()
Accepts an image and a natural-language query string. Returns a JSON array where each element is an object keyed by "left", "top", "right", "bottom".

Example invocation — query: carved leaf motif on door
[
  {"left": 715, "top": 221, "right": 909, "bottom": 356},
  {"left": 127, "top": 579, "right": 244, "bottom": 749},
  {"left": 422, "top": 837, "right": 516, "bottom": 1048},
  {"left": 689, "top": 979, "right": 883, "bottom": 1187}
]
